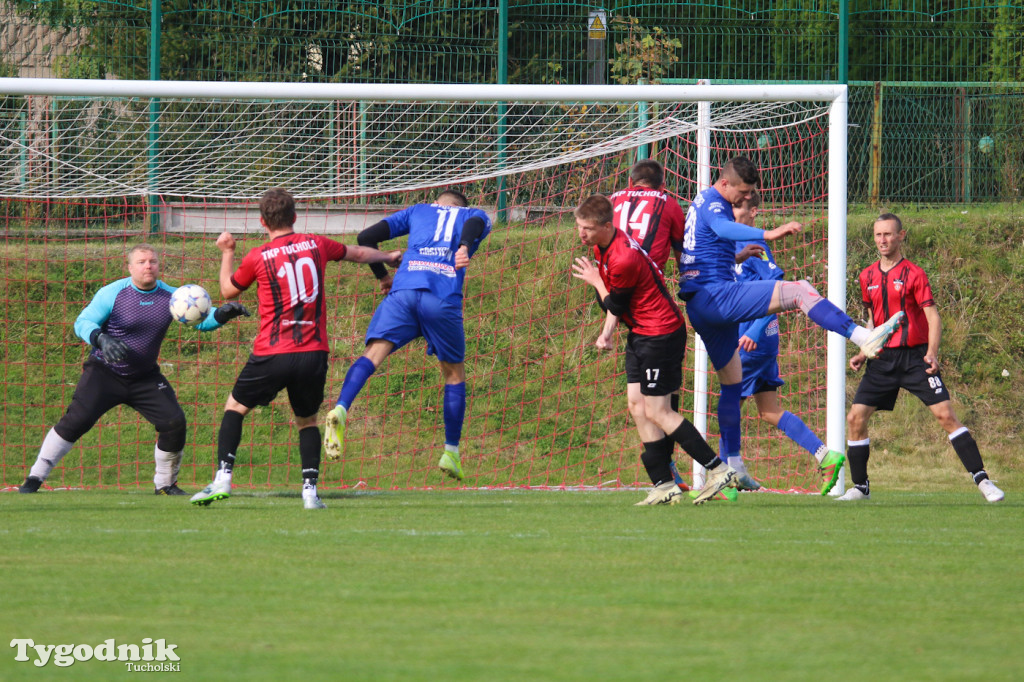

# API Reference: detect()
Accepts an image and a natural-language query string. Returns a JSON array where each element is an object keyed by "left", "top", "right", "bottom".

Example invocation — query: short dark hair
[
  {"left": 876, "top": 212, "right": 903, "bottom": 231},
  {"left": 574, "top": 194, "right": 613, "bottom": 224},
  {"left": 260, "top": 188, "right": 297, "bottom": 229},
  {"left": 438, "top": 189, "right": 469, "bottom": 207},
  {"left": 735, "top": 189, "right": 761, "bottom": 210},
  {"left": 722, "top": 156, "right": 760, "bottom": 186},
  {"left": 630, "top": 159, "right": 664, "bottom": 188}
]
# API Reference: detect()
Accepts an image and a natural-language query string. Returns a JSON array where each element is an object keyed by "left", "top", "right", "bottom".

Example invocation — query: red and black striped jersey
[
  {"left": 859, "top": 257, "right": 934, "bottom": 349},
  {"left": 609, "top": 186, "right": 685, "bottom": 271},
  {"left": 231, "top": 233, "right": 347, "bottom": 355},
  {"left": 594, "top": 229, "right": 684, "bottom": 337}
]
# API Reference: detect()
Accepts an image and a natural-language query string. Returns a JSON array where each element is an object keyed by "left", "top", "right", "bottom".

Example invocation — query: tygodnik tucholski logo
[{"left": 10, "top": 638, "right": 181, "bottom": 671}]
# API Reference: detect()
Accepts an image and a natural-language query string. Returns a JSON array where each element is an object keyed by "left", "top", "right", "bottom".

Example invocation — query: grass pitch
[{"left": 1, "top": 489, "right": 1021, "bottom": 681}]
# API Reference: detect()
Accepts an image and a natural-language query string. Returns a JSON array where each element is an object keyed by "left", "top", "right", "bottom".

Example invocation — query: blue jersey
[
  {"left": 74, "top": 278, "right": 224, "bottom": 378},
  {"left": 734, "top": 239, "right": 784, "bottom": 358},
  {"left": 386, "top": 203, "right": 492, "bottom": 302},
  {"left": 679, "top": 186, "right": 743, "bottom": 294}
]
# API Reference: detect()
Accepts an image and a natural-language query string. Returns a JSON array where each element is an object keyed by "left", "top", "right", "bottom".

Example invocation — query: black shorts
[
  {"left": 55, "top": 360, "right": 185, "bottom": 442},
  {"left": 852, "top": 345, "right": 951, "bottom": 411},
  {"left": 231, "top": 351, "right": 329, "bottom": 419},
  {"left": 623, "top": 326, "right": 686, "bottom": 396}
]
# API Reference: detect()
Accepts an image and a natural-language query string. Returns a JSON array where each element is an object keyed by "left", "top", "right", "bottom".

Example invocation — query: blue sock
[
  {"left": 443, "top": 382, "right": 466, "bottom": 448},
  {"left": 718, "top": 383, "right": 743, "bottom": 462},
  {"left": 337, "top": 356, "right": 376, "bottom": 410},
  {"left": 777, "top": 410, "right": 824, "bottom": 456},
  {"left": 806, "top": 300, "right": 857, "bottom": 338}
]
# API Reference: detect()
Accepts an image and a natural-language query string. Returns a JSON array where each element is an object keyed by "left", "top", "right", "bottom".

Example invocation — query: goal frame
[{"left": 0, "top": 78, "right": 849, "bottom": 492}]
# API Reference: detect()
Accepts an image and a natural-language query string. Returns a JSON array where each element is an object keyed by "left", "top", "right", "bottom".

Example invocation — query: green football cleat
[
  {"left": 819, "top": 450, "right": 845, "bottom": 495},
  {"left": 323, "top": 404, "right": 347, "bottom": 462},
  {"left": 438, "top": 450, "right": 464, "bottom": 481},
  {"left": 190, "top": 478, "right": 231, "bottom": 506}
]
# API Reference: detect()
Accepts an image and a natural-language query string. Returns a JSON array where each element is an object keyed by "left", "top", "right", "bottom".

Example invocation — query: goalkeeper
[
  {"left": 572, "top": 194, "right": 736, "bottom": 506},
  {"left": 18, "top": 244, "right": 249, "bottom": 495},
  {"left": 323, "top": 189, "right": 491, "bottom": 482},
  {"left": 729, "top": 191, "right": 845, "bottom": 494}
]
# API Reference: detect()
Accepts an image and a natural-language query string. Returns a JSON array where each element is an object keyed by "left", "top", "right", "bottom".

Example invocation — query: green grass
[{"left": 1, "top": 489, "right": 1021, "bottom": 681}]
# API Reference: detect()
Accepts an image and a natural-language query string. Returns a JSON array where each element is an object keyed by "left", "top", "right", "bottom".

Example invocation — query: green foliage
[{"left": 607, "top": 17, "right": 681, "bottom": 85}]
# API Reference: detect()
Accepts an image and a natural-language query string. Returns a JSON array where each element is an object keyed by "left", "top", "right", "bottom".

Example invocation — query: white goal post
[{"left": 0, "top": 78, "right": 848, "bottom": 492}]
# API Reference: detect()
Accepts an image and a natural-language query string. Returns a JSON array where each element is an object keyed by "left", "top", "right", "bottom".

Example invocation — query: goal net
[{"left": 0, "top": 79, "right": 847, "bottom": 493}]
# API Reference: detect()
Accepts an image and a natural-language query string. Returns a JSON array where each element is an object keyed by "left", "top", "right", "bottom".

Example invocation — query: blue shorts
[
  {"left": 739, "top": 351, "right": 784, "bottom": 398},
  {"left": 684, "top": 280, "right": 775, "bottom": 370},
  {"left": 365, "top": 289, "right": 465, "bottom": 363}
]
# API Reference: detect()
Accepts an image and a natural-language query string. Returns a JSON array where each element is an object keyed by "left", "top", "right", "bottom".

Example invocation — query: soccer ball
[
  {"left": 978, "top": 135, "right": 995, "bottom": 154},
  {"left": 169, "top": 284, "right": 212, "bottom": 326}
]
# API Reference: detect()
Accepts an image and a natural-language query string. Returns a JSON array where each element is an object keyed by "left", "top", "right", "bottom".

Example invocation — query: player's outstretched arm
[
  {"left": 735, "top": 243, "right": 766, "bottom": 264},
  {"left": 763, "top": 221, "right": 801, "bottom": 241},
  {"left": 344, "top": 245, "right": 403, "bottom": 267}
]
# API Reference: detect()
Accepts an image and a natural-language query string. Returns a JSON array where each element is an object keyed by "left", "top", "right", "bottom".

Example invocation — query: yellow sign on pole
[{"left": 588, "top": 10, "right": 607, "bottom": 40}]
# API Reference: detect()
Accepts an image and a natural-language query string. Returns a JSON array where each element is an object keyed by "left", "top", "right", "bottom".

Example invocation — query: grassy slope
[
  {"left": 1, "top": 490, "right": 1021, "bottom": 682},
  {"left": 0, "top": 205, "right": 1021, "bottom": 492}
]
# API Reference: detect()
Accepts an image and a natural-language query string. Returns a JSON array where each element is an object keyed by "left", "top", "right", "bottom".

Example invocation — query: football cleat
[
  {"left": 978, "top": 479, "right": 1004, "bottom": 503},
  {"left": 836, "top": 486, "right": 870, "bottom": 501},
  {"left": 190, "top": 478, "right": 231, "bottom": 506},
  {"left": 438, "top": 450, "right": 465, "bottom": 481},
  {"left": 155, "top": 483, "right": 189, "bottom": 496},
  {"left": 323, "top": 405, "right": 347, "bottom": 462},
  {"left": 303, "top": 494, "right": 327, "bottom": 510},
  {"left": 818, "top": 450, "right": 846, "bottom": 495},
  {"left": 860, "top": 311, "right": 905, "bottom": 360},
  {"left": 687, "top": 486, "right": 738, "bottom": 502},
  {"left": 634, "top": 481, "right": 683, "bottom": 506},
  {"left": 735, "top": 472, "right": 762, "bottom": 491},
  {"left": 18, "top": 476, "right": 43, "bottom": 494},
  {"left": 692, "top": 464, "right": 739, "bottom": 506}
]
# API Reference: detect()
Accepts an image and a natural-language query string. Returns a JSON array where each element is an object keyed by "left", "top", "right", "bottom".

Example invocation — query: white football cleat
[
  {"left": 692, "top": 464, "right": 738, "bottom": 506},
  {"left": 836, "top": 487, "right": 870, "bottom": 501},
  {"left": 635, "top": 481, "right": 683, "bottom": 506},
  {"left": 978, "top": 479, "right": 1004, "bottom": 503},
  {"left": 860, "top": 311, "right": 905, "bottom": 359}
]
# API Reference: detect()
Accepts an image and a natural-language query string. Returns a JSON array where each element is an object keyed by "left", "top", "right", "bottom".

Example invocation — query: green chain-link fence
[{"left": 2, "top": 1, "right": 1023, "bottom": 202}]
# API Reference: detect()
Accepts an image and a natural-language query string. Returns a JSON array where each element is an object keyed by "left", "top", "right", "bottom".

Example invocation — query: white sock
[
  {"left": 445, "top": 444, "right": 459, "bottom": 455},
  {"left": 29, "top": 428, "right": 76, "bottom": 481},
  {"left": 849, "top": 326, "right": 871, "bottom": 346},
  {"left": 214, "top": 468, "right": 232, "bottom": 485},
  {"left": 813, "top": 444, "right": 829, "bottom": 464},
  {"left": 726, "top": 455, "right": 747, "bottom": 475},
  {"left": 153, "top": 447, "right": 183, "bottom": 489}
]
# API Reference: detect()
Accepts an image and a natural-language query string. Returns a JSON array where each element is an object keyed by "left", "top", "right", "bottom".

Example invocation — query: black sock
[
  {"left": 668, "top": 420, "right": 719, "bottom": 468},
  {"left": 217, "top": 410, "right": 245, "bottom": 473},
  {"left": 949, "top": 430, "right": 986, "bottom": 481},
  {"left": 847, "top": 442, "right": 870, "bottom": 487},
  {"left": 299, "top": 425, "right": 321, "bottom": 485},
  {"left": 641, "top": 437, "right": 674, "bottom": 486},
  {"left": 667, "top": 395, "right": 680, "bottom": 456}
]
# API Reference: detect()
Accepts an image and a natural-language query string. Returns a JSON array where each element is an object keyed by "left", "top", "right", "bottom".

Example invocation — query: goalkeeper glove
[
  {"left": 213, "top": 301, "right": 251, "bottom": 324},
  {"left": 91, "top": 331, "right": 129, "bottom": 363}
]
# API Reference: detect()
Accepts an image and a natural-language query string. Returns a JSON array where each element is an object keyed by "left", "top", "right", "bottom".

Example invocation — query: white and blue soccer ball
[{"left": 170, "top": 284, "right": 212, "bottom": 326}]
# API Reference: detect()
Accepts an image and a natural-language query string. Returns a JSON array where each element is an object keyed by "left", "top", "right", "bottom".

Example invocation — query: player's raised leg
[{"left": 769, "top": 279, "right": 904, "bottom": 360}]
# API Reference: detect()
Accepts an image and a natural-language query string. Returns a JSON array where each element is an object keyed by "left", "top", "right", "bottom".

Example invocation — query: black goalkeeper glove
[
  {"left": 92, "top": 332, "right": 129, "bottom": 363},
  {"left": 213, "top": 301, "right": 251, "bottom": 324}
]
